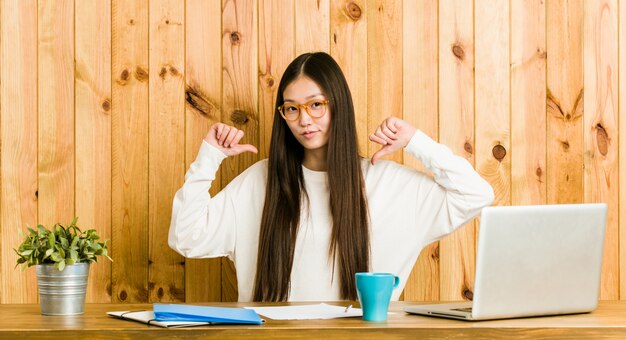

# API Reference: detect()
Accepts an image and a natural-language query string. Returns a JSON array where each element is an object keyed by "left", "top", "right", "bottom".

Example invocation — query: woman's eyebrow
[{"left": 283, "top": 93, "right": 324, "bottom": 102}]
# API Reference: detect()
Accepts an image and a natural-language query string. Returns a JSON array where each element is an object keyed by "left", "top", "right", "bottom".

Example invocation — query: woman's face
[{"left": 281, "top": 76, "right": 331, "bottom": 151}]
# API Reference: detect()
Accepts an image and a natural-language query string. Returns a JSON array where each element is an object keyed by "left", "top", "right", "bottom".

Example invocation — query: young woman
[{"left": 169, "top": 52, "right": 494, "bottom": 302}]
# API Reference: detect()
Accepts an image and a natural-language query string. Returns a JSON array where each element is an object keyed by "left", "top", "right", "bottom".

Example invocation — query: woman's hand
[
  {"left": 369, "top": 117, "right": 416, "bottom": 165},
  {"left": 204, "top": 123, "right": 258, "bottom": 157}
]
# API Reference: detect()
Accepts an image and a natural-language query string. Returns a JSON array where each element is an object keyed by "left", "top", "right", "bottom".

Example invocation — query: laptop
[{"left": 405, "top": 203, "right": 607, "bottom": 321}]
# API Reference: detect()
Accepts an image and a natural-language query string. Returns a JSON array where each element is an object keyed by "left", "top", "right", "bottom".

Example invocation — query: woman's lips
[{"left": 302, "top": 131, "right": 318, "bottom": 139}]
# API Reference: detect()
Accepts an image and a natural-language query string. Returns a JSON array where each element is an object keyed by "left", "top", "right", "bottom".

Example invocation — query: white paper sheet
[{"left": 245, "top": 303, "right": 362, "bottom": 320}]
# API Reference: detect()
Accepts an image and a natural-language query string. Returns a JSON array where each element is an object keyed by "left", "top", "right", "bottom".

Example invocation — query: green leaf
[
  {"left": 15, "top": 217, "right": 112, "bottom": 269},
  {"left": 50, "top": 252, "right": 62, "bottom": 262},
  {"left": 20, "top": 244, "right": 34, "bottom": 251},
  {"left": 48, "top": 232, "right": 55, "bottom": 249},
  {"left": 71, "top": 235, "right": 79, "bottom": 248},
  {"left": 70, "top": 249, "right": 78, "bottom": 262},
  {"left": 43, "top": 248, "right": 54, "bottom": 260}
]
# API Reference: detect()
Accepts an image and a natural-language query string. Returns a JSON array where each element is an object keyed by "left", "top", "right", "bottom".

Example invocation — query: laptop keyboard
[{"left": 452, "top": 307, "right": 473, "bottom": 313}]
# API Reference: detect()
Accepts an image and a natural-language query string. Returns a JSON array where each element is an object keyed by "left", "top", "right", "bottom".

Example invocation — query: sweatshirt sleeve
[
  {"left": 168, "top": 141, "right": 237, "bottom": 260},
  {"left": 404, "top": 130, "right": 494, "bottom": 244}
]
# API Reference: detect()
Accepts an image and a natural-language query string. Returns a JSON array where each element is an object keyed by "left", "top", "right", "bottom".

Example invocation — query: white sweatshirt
[{"left": 169, "top": 130, "right": 494, "bottom": 302}]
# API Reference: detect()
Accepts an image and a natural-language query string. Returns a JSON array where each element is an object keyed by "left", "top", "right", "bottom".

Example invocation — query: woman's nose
[{"left": 298, "top": 108, "right": 313, "bottom": 126}]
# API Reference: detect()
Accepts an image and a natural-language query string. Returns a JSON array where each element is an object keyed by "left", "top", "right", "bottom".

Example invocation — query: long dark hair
[{"left": 253, "top": 52, "right": 370, "bottom": 301}]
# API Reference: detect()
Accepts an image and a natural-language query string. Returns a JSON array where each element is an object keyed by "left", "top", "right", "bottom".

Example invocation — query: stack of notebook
[{"left": 108, "top": 303, "right": 264, "bottom": 328}]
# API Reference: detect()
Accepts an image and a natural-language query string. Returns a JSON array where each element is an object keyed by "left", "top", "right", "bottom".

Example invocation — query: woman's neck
[{"left": 302, "top": 146, "right": 328, "bottom": 171}]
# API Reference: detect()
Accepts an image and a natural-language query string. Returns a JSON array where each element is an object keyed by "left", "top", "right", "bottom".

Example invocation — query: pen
[{"left": 344, "top": 304, "right": 352, "bottom": 313}]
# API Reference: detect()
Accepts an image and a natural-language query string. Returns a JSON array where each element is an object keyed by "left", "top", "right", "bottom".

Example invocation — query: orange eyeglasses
[{"left": 277, "top": 99, "right": 329, "bottom": 121}]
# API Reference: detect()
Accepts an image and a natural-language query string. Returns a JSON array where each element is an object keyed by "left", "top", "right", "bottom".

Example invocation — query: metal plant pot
[{"left": 35, "top": 263, "right": 90, "bottom": 315}]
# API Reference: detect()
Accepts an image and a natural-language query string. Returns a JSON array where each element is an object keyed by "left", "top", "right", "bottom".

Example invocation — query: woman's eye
[
  {"left": 310, "top": 101, "right": 322, "bottom": 108},
  {"left": 285, "top": 106, "right": 297, "bottom": 112}
]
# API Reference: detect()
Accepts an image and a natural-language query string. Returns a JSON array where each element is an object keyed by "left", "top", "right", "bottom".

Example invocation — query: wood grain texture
[
  {"left": 0, "top": 0, "right": 38, "bottom": 304},
  {"left": 4, "top": 301, "right": 626, "bottom": 339},
  {"left": 511, "top": 0, "right": 546, "bottom": 206},
  {"left": 295, "top": 0, "right": 330, "bottom": 54},
  {"left": 221, "top": 0, "right": 259, "bottom": 301},
  {"left": 259, "top": 0, "right": 294, "bottom": 158},
  {"left": 184, "top": 0, "right": 223, "bottom": 303},
  {"left": 475, "top": 0, "right": 510, "bottom": 208},
  {"left": 583, "top": 0, "right": 618, "bottom": 300},
  {"left": 75, "top": 0, "right": 112, "bottom": 304},
  {"left": 546, "top": 0, "right": 584, "bottom": 205},
  {"left": 401, "top": 0, "right": 439, "bottom": 302},
  {"left": 367, "top": 0, "right": 402, "bottom": 163},
  {"left": 438, "top": 0, "right": 475, "bottom": 302},
  {"left": 111, "top": 0, "right": 150, "bottom": 303},
  {"left": 618, "top": 0, "right": 626, "bottom": 300},
  {"left": 330, "top": 0, "right": 367, "bottom": 156},
  {"left": 5, "top": 0, "right": 626, "bottom": 305},
  {"left": 37, "top": 0, "right": 75, "bottom": 227},
  {"left": 148, "top": 0, "right": 185, "bottom": 303}
]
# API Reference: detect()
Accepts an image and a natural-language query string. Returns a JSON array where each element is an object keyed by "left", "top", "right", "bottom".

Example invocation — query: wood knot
[
  {"left": 565, "top": 113, "right": 571, "bottom": 120},
  {"left": 185, "top": 85, "right": 216, "bottom": 118},
  {"left": 169, "top": 66, "right": 179, "bottom": 76},
  {"left": 231, "top": 110, "right": 249, "bottom": 124},
  {"left": 333, "top": 33, "right": 337, "bottom": 44},
  {"left": 596, "top": 124, "right": 608, "bottom": 156},
  {"left": 267, "top": 76, "right": 275, "bottom": 88},
  {"left": 120, "top": 69, "right": 130, "bottom": 81},
  {"left": 119, "top": 290, "right": 128, "bottom": 301},
  {"left": 431, "top": 244, "right": 440, "bottom": 261},
  {"left": 129, "top": 19, "right": 135, "bottom": 25},
  {"left": 464, "top": 142, "right": 473, "bottom": 154},
  {"left": 537, "top": 48, "right": 547, "bottom": 59},
  {"left": 135, "top": 66, "right": 148, "bottom": 82},
  {"left": 101, "top": 99, "right": 111, "bottom": 112},
  {"left": 452, "top": 43, "right": 465, "bottom": 61},
  {"left": 492, "top": 144, "right": 506, "bottom": 161},
  {"left": 230, "top": 32, "right": 241, "bottom": 45},
  {"left": 535, "top": 167, "right": 542, "bottom": 178},
  {"left": 157, "top": 287, "right": 164, "bottom": 299},
  {"left": 165, "top": 19, "right": 170, "bottom": 24},
  {"left": 539, "top": 50, "right": 548, "bottom": 59},
  {"left": 159, "top": 67, "right": 167, "bottom": 79},
  {"left": 561, "top": 140, "right": 570, "bottom": 150},
  {"left": 170, "top": 284, "right": 185, "bottom": 301},
  {"left": 463, "top": 289, "right": 474, "bottom": 301},
  {"left": 35, "top": 190, "right": 38, "bottom": 198},
  {"left": 346, "top": 2, "right": 362, "bottom": 20}
]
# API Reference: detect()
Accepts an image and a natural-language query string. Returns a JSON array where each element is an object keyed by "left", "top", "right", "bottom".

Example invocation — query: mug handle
[{"left": 393, "top": 275, "right": 400, "bottom": 289}]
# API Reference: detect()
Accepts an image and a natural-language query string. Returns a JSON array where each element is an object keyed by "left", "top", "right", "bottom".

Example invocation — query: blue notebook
[{"left": 153, "top": 304, "right": 263, "bottom": 325}]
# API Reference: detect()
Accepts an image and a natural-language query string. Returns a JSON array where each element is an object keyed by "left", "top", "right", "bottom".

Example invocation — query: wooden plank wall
[{"left": 0, "top": 0, "right": 624, "bottom": 303}]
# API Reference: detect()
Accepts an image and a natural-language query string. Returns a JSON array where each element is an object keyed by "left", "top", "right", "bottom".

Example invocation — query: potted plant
[{"left": 14, "top": 217, "right": 112, "bottom": 315}]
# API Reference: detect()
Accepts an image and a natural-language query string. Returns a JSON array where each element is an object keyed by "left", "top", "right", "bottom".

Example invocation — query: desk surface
[{"left": 2, "top": 301, "right": 626, "bottom": 339}]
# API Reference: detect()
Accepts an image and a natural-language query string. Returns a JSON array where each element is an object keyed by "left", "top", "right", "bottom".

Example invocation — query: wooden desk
[{"left": 1, "top": 301, "right": 626, "bottom": 339}]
